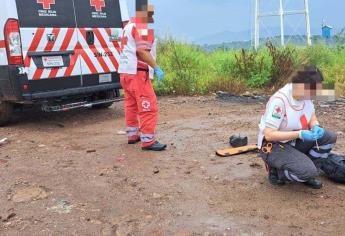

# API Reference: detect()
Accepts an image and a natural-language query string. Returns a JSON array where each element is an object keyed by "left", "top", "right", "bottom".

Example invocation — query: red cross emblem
[
  {"left": 90, "top": 0, "right": 106, "bottom": 12},
  {"left": 275, "top": 107, "right": 281, "bottom": 114},
  {"left": 37, "top": 0, "right": 55, "bottom": 10},
  {"left": 142, "top": 101, "right": 151, "bottom": 110}
]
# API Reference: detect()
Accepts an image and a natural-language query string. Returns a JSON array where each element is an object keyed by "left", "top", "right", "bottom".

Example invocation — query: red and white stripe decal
[
  {"left": 25, "top": 27, "right": 121, "bottom": 80},
  {"left": 49, "top": 28, "right": 75, "bottom": 79},
  {"left": 24, "top": 28, "right": 45, "bottom": 67},
  {"left": 32, "top": 28, "right": 61, "bottom": 80},
  {"left": 79, "top": 28, "right": 110, "bottom": 73}
]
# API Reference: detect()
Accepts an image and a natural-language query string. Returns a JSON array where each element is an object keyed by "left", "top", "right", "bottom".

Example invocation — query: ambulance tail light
[{"left": 5, "top": 19, "right": 24, "bottom": 65}]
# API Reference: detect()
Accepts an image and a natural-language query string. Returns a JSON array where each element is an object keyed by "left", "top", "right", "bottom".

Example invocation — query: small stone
[
  {"left": 3, "top": 213, "right": 16, "bottom": 222},
  {"left": 86, "top": 149, "right": 96, "bottom": 153},
  {"left": 10, "top": 186, "right": 49, "bottom": 203},
  {"left": 0, "top": 138, "right": 9, "bottom": 146},
  {"left": 250, "top": 163, "right": 262, "bottom": 168},
  {"left": 38, "top": 144, "right": 46, "bottom": 148},
  {"left": 264, "top": 215, "right": 269, "bottom": 220},
  {"left": 184, "top": 170, "right": 191, "bottom": 175},
  {"left": 152, "top": 193, "right": 162, "bottom": 199},
  {"left": 48, "top": 200, "right": 74, "bottom": 214},
  {"left": 56, "top": 123, "right": 65, "bottom": 128},
  {"left": 320, "top": 221, "right": 325, "bottom": 225},
  {"left": 117, "top": 131, "right": 126, "bottom": 135},
  {"left": 145, "top": 215, "right": 153, "bottom": 220},
  {"left": 337, "top": 131, "right": 344, "bottom": 136},
  {"left": 153, "top": 167, "right": 160, "bottom": 174}
]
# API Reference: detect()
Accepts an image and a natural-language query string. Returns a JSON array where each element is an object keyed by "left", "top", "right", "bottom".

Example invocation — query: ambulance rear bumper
[{"left": 22, "top": 83, "right": 121, "bottom": 100}]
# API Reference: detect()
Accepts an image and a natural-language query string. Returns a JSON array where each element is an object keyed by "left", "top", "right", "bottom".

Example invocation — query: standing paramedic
[
  {"left": 258, "top": 65, "right": 338, "bottom": 189},
  {"left": 118, "top": 0, "right": 167, "bottom": 151}
]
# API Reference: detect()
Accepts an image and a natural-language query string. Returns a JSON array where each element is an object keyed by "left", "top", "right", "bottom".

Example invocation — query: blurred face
[
  {"left": 136, "top": 5, "right": 155, "bottom": 24},
  {"left": 292, "top": 82, "right": 323, "bottom": 100}
]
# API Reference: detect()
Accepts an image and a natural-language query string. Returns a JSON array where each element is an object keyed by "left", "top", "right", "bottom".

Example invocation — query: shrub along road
[{"left": 0, "top": 96, "right": 345, "bottom": 235}]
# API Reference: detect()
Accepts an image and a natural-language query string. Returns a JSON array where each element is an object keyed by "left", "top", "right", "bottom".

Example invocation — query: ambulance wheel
[{"left": 0, "top": 101, "right": 13, "bottom": 126}]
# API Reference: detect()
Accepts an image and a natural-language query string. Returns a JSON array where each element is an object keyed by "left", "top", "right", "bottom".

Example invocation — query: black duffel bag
[{"left": 319, "top": 153, "right": 345, "bottom": 183}]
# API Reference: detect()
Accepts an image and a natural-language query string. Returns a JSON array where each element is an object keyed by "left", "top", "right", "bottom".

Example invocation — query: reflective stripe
[
  {"left": 309, "top": 149, "right": 329, "bottom": 159},
  {"left": 284, "top": 170, "right": 306, "bottom": 182},
  {"left": 126, "top": 127, "right": 139, "bottom": 137},
  {"left": 141, "top": 134, "right": 155, "bottom": 143},
  {"left": 126, "top": 127, "right": 139, "bottom": 131},
  {"left": 127, "top": 131, "right": 139, "bottom": 137},
  {"left": 318, "top": 143, "right": 335, "bottom": 150},
  {"left": 284, "top": 170, "right": 293, "bottom": 181}
]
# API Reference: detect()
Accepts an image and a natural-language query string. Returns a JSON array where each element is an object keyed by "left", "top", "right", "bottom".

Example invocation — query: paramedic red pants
[{"left": 120, "top": 71, "right": 158, "bottom": 147}]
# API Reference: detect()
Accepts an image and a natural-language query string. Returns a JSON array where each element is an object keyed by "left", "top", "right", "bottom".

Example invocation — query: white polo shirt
[{"left": 257, "top": 83, "right": 315, "bottom": 148}]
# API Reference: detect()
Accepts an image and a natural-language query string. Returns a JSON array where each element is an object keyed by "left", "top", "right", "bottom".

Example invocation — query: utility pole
[
  {"left": 304, "top": 0, "right": 312, "bottom": 46},
  {"left": 254, "top": 0, "right": 260, "bottom": 50},
  {"left": 279, "top": 0, "right": 285, "bottom": 47},
  {"left": 254, "top": 0, "right": 312, "bottom": 49}
]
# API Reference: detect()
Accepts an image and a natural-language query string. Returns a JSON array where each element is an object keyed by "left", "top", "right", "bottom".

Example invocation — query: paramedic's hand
[
  {"left": 154, "top": 67, "right": 164, "bottom": 83},
  {"left": 312, "top": 125, "right": 325, "bottom": 140},
  {"left": 299, "top": 130, "right": 318, "bottom": 141}
]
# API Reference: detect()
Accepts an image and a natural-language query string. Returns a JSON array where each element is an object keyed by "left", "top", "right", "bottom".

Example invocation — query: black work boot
[
  {"left": 142, "top": 141, "right": 167, "bottom": 151},
  {"left": 304, "top": 178, "right": 323, "bottom": 189},
  {"left": 268, "top": 168, "right": 286, "bottom": 186},
  {"left": 128, "top": 138, "right": 141, "bottom": 145}
]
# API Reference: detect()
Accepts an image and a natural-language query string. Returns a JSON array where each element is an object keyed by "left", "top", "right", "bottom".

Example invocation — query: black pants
[{"left": 260, "top": 130, "right": 337, "bottom": 182}]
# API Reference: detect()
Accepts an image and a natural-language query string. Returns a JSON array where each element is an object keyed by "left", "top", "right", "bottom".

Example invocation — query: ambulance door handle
[{"left": 86, "top": 31, "right": 94, "bottom": 45}]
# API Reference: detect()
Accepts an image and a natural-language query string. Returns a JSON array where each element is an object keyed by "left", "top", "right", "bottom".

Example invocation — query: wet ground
[{"left": 1, "top": 96, "right": 345, "bottom": 236}]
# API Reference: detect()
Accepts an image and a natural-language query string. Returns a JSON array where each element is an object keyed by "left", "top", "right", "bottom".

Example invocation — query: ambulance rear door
[
  {"left": 73, "top": 0, "right": 124, "bottom": 87},
  {"left": 15, "top": 0, "right": 82, "bottom": 92}
]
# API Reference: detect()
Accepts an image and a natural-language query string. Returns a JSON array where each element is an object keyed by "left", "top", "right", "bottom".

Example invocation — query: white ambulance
[{"left": 0, "top": 0, "right": 129, "bottom": 125}]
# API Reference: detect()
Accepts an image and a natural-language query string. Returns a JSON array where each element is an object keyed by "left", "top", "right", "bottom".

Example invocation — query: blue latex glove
[
  {"left": 299, "top": 130, "right": 318, "bottom": 141},
  {"left": 312, "top": 125, "right": 325, "bottom": 140},
  {"left": 154, "top": 67, "right": 164, "bottom": 83}
]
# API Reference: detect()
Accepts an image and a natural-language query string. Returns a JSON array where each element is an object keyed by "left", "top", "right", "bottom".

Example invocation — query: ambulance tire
[{"left": 0, "top": 101, "right": 13, "bottom": 126}]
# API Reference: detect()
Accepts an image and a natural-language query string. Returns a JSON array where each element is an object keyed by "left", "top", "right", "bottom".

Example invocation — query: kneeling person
[{"left": 258, "top": 65, "right": 337, "bottom": 189}]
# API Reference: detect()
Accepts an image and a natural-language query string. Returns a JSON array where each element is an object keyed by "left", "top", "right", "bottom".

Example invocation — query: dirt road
[{"left": 1, "top": 96, "right": 345, "bottom": 236}]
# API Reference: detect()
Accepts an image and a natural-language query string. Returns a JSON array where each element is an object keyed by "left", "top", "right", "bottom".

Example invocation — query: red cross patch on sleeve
[{"left": 272, "top": 105, "right": 283, "bottom": 119}]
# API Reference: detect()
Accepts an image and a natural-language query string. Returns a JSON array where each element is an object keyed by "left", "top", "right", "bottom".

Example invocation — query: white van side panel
[{"left": 0, "top": 1, "right": 19, "bottom": 66}]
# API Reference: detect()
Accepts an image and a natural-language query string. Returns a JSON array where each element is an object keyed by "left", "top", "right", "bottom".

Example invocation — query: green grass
[{"left": 154, "top": 39, "right": 345, "bottom": 96}]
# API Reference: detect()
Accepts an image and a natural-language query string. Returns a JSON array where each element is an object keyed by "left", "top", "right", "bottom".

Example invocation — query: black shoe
[
  {"left": 128, "top": 138, "right": 141, "bottom": 145},
  {"left": 142, "top": 141, "right": 167, "bottom": 151},
  {"left": 304, "top": 178, "right": 323, "bottom": 189},
  {"left": 268, "top": 168, "right": 286, "bottom": 186}
]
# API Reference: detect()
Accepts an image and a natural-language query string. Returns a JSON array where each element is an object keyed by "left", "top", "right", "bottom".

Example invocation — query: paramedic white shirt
[
  {"left": 258, "top": 83, "right": 315, "bottom": 148},
  {"left": 118, "top": 21, "right": 155, "bottom": 79}
]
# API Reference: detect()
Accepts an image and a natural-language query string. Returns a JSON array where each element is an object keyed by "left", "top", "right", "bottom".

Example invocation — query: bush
[{"left": 155, "top": 38, "right": 345, "bottom": 95}]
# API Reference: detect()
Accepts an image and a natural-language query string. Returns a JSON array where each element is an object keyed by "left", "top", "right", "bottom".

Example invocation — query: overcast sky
[{"left": 126, "top": 0, "right": 345, "bottom": 41}]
